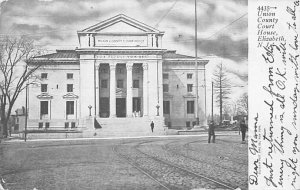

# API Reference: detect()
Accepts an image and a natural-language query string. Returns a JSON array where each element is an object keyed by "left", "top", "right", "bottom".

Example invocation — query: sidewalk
[{"left": 1, "top": 131, "right": 241, "bottom": 143}]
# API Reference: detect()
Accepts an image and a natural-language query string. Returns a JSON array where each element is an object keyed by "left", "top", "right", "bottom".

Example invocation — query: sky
[{"left": 0, "top": 0, "right": 248, "bottom": 115}]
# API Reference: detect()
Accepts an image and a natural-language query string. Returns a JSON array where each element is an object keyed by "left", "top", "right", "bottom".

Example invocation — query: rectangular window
[
  {"left": 66, "top": 101, "right": 74, "bottom": 115},
  {"left": 187, "top": 73, "right": 193, "bottom": 79},
  {"left": 67, "top": 84, "right": 73, "bottom": 92},
  {"left": 101, "top": 80, "right": 108, "bottom": 88},
  {"left": 71, "top": 122, "right": 76, "bottom": 128},
  {"left": 187, "top": 101, "right": 195, "bottom": 114},
  {"left": 41, "top": 84, "right": 48, "bottom": 92},
  {"left": 41, "top": 73, "right": 47, "bottom": 79},
  {"left": 65, "top": 122, "right": 69, "bottom": 128},
  {"left": 117, "top": 80, "right": 124, "bottom": 88},
  {"left": 38, "top": 122, "right": 43, "bottom": 128},
  {"left": 40, "top": 101, "right": 48, "bottom": 115},
  {"left": 45, "top": 122, "right": 50, "bottom": 128},
  {"left": 187, "top": 84, "right": 193, "bottom": 92},
  {"left": 163, "top": 101, "right": 170, "bottom": 114},
  {"left": 133, "top": 80, "right": 139, "bottom": 88},
  {"left": 163, "top": 84, "right": 169, "bottom": 92},
  {"left": 67, "top": 73, "right": 73, "bottom": 79},
  {"left": 163, "top": 73, "right": 169, "bottom": 79}
]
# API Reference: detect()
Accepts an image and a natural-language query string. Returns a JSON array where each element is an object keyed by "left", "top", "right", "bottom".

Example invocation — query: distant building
[
  {"left": 26, "top": 14, "right": 208, "bottom": 131},
  {"left": 11, "top": 107, "right": 26, "bottom": 133}
]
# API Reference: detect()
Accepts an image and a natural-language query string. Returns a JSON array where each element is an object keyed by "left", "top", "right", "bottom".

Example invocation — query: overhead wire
[
  {"left": 0, "top": 1, "right": 248, "bottom": 60},
  {"left": 154, "top": 0, "right": 179, "bottom": 28}
]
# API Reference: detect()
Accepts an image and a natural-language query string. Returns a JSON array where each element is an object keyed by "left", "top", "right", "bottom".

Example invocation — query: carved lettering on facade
[
  {"left": 95, "top": 55, "right": 156, "bottom": 59},
  {"left": 95, "top": 35, "right": 147, "bottom": 47}
]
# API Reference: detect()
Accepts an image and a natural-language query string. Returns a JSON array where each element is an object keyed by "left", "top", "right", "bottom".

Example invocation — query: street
[{"left": 0, "top": 134, "right": 248, "bottom": 190}]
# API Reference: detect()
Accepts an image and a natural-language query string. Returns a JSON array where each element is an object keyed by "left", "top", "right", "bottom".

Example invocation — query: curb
[{"left": 2, "top": 132, "right": 239, "bottom": 143}]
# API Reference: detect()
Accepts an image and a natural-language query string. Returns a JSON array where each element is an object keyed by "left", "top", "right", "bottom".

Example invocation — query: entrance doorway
[
  {"left": 133, "top": 97, "right": 141, "bottom": 113},
  {"left": 99, "top": 97, "right": 109, "bottom": 118},
  {"left": 116, "top": 98, "right": 126, "bottom": 117}
]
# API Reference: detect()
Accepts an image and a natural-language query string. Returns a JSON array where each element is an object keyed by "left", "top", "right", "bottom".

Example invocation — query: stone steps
[{"left": 81, "top": 116, "right": 166, "bottom": 137}]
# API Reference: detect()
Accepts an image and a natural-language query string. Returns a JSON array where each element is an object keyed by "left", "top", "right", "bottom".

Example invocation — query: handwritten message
[{"left": 249, "top": 0, "right": 300, "bottom": 189}]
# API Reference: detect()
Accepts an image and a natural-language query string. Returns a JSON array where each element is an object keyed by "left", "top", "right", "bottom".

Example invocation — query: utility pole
[
  {"left": 219, "top": 63, "right": 223, "bottom": 124},
  {"left": 204, "top": 64, "right": 207, "bottom": 125},
  {"left": 24, "top": 83, "right": 28, "bottom": 142},
  {"left": 211, "top": 82, "right": 214, "bottom": 122},
  {"left": 194, "top": 0, "right": 199, "bottom": 125}
]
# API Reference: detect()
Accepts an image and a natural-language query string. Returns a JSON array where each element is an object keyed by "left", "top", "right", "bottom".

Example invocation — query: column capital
[
  {"left": 109, "top": 62, "right": 116, "bottom": 70},
  {"left": 95, "top": 60, "right": 102, "bottom": 65},
  {"left": 142, "top": 63, "right": 148, "bottom": 70},
  {"left": 126, "top": 62, "right": 134, "bottom": 71}
]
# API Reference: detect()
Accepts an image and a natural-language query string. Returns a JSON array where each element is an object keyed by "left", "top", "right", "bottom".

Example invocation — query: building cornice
[
  {"left": 76, "top": 49, "right": 166, "bottom": 55},
  {"left": 164, "top": 60, "right": 209, "bottom": 65},
  {"left": 77, "top": 32, "right": 164, "bottom": 35},
  {"left": 27, "top": 60, "right": 79, "bottom": 65}
]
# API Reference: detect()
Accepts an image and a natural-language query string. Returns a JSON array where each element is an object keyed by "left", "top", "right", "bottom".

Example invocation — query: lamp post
[
  {"left": 156, "top": 105, "right": 160, "bottom": 116},
  {"left": 88, "top": 105, "right": 92, "bottom": 117}
]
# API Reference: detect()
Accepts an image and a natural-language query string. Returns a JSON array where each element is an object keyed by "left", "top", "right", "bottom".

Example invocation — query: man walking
[
  {"left": 240, "top": 120, "right": 247, "bottom": 143},
  {"left": 150, "top": 121, "right": 154, "bottom": 133},
  {"left": 208, "top": 120, "right": 215, "bottom": 143}
]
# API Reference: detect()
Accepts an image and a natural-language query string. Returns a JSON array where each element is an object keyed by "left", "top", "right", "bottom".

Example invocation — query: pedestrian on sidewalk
[
  {"left": 150, "top": 121, "right": 154, "bottom": 133},
  {"left": 208, "top": 120, "right": 215, "bottom": 143},
  {"left": 240, "top": 119, "right": 247, "bottom": 143}
]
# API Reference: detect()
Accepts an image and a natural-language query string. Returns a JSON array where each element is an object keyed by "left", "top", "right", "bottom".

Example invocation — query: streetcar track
[
  {"left": 183, "top": 139, "right": 247, "bottom": 165},
  {"left": 112, "top": 142, "right": 171, "bottom": 190},
  {"left": 3, "top": 137, "right": 246, "bottom": 190},
  {"left": 113, "top": 140, "right": 236, "bottom": 190},
  {"left": 161, "top": 140, "right": 245, "bottom": 174},
  {"left": 135, "top": 140, "right": 237, "bottom": 190}
]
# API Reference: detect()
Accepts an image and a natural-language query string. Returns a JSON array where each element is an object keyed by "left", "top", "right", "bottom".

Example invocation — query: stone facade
[{"left": 27, "top": 14, "right": 208, "bottom": 131}]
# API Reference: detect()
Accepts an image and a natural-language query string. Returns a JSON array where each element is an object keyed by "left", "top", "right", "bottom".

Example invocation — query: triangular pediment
[
  {"left": 37, "top": 93, "right": 53, "bottom": 99},
  {"left": 63, "top": 93, "right": 79, "bottom": 99},
  {"left": 80, "top": 14, "right": 161, "bottom": 34},
  {"left": 99, "top": 21, "right": 146, "bottom": 33}
]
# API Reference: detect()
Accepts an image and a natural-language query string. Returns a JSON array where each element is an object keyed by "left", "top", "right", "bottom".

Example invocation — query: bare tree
[
  {"left": 212, "top": 63, "right": 231, "bottom": 123},
  {"left": 0, "top": 36, "right": 40, "bottom": 138},
  {"left": 223, "top": 102, "right": 232, "bottom": 120},
  {"left": 237, "top": 92, "right": 248, "bottom": 116},
  {"left": 230, "top": 100, "right": 238, "bottom": 117}
]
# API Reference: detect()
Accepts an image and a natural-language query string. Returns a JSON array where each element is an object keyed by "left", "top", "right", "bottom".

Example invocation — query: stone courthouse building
[{"left": 27, "top": 14, "right": 208, "bottom": 133}]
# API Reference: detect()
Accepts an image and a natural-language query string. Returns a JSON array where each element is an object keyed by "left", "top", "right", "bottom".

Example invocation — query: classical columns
[
  {"left": 95, "top": 64, "right": 99, "bottom": 116},
  {"left": 126, "top": 63, "right": 133, "bottom": 117},
  {"left": 143, "top": 63, "right": 149, "bottom": 116},
  {"left": 109, "top": 63, "right": 116, "bottom": 117}
]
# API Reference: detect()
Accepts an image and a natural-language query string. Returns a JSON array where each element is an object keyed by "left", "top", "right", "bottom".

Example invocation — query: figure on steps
[{"left": 150, "top": 121, "right": 154, "bottom": 133}]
